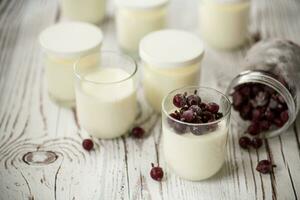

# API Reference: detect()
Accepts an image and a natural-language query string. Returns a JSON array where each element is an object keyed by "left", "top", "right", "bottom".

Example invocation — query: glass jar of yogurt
[
  {"left": 199, "top": 0, "right": 250, "bottom": 50},
  {"left": 140, "top": 29, "right": 204, "bottom": 112},
  {"left": 39, "top": 22, "right": 103, "bottom": 107},
  {"left": 162, "top": 86, "right": 231, "bottom": 181},
  {"left": 61, "top": 0, "right": 106, "bottom": 24},
  {"left": 74, "top": 51, "right": 138, "bottom": 139},
  {"left": 115, "top": 0, "right": 168, "bottom": 55},
  {"left": 226, "top": 39, "right": 300, "bottom": 138}
]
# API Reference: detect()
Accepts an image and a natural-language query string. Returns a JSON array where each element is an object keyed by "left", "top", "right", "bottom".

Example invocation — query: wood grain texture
[{"left": 0, "top": 0, "right": 300, "bottom": 199}]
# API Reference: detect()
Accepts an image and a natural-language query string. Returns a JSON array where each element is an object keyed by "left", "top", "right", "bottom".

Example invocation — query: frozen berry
[
  {"left": 201, "top": 111, "right": 214, "bottom": 123},
  {"left": 251, "top": 138, "right": 263, "bottom": 149},
  {"left": 173, "top": 94, "right": 186, "bottom": 108},
  {"left": 150, "top": 163, "right": 164, "bottom": 181},
  {"left": 239, "top": 136, "right": 251, "bottom": 149},
  {"left": 207, "top": 102, "right": 219, "bottom": 113},
  {"left": 256, "top": 160, "right": 276, "bottom": 174},
  {"left": 181, "top": 110, "right": 195, "bottom": 122},
  {"left": 247, "top": 123, "right": 261, "bottom": 135},
  {"left": 131, "top": 126, "right": 145, "bottom": 138},
  {"left": 82, "top": 139, "right": 94, "bottom": 151},
  {"left": 189, "top": 105, "right": 202, "bottom": 115},
  {"left": 280, "top": 110, "right": 289, "bottom": 123}
]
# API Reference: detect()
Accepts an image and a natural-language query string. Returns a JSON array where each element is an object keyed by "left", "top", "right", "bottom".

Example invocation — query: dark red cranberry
[
  {"left": 256, "top": 160, "right": 276, "bottom": 174},
  {"left": 187, "top": 95, "right": 201, "bottom": 106},
  {"left": 240, "top": 86, "right": 251, "bottom": 96},
  {"left": 207, "top": 102, "right": 219, "bottom": 113},
  {"left": 240, "top": 104, "right": 252, "bottom": 120},
  {"left": 239, "top": 136, "right": 251, "bottom": 149},
  {"left": 280, "top": 110, "right": 289, "bottom": 123},
  {"left": 181, "top": 110, "right": 195, "bottom": 122},
  {"left": 199, "top": 102, "right": 208, "bottom": 111},
  {"left": 189, "top": 105, "right": 202, "bottom": 115},
  {"left": 247, "top": 122, "right": 261, "bottom": 135},
  {"left": 259, "top": 120, "right": 271, "bottom": 131},
  {"left": 201, "top": 111, "right": 214, "bottom": 123},
  {"left": 82, "top": 139, "right": 94, "bottom": 151},
  {"left": 251, "top": 138, "right": 263, "bottom": 149},
  {"left": 131, "top": 126, "right": 145, "bottom": 138},
  {"left": 252, "top": 108, "right": 263, "bottom": 121},
  {"left": 173, "top": 94, "right": 186, "bottom": 108},
  {"left": 150, "top": 163, "right": 164, "bottom": 181}
]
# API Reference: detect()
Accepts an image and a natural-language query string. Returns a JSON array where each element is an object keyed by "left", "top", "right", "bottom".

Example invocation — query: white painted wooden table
[{"left": 0, "top": 0, "right": 300, "bottom": 199}]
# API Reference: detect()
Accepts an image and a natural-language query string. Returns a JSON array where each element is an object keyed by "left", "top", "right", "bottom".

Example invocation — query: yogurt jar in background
[
  {"left": 199, "top": 0, "right": 250, "bottom": 50},
  {"left": 39, "top": 22, "right": 103, "bottom": 107},
  {"left": 61, "top": 0, "right": 106, "bottom": 24},
  {"left": 115, "top": 0, "right": 168, "bottom": 55},
  {"left": 74, "top": 51, "right": 138, "bottom": 139},
  {"left": 162, "top": 86, "right": 231, "bottom": 181},
  {"left": 140, "top": 30, "right": 204, "bottom": 112},
  {"left": 226, "top": 39, "right": 300, "bottom": 138}
]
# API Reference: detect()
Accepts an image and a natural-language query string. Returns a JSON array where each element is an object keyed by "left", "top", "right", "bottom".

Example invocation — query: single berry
[
  {"left": 252, "top": 109, "right": 263, "bottom": 121},
  {"left": 239, "top": 136, "right": 251, "bottom": 149},
  {"left": 181, "top": 110, "right": 195, "bottom": 122},
  {"left": 131, "top": 126, "right": 145, "bottom": 138},
  {"left": 172, "top": 122, "right": 187, "bottom": 134},
  {"left": 280, "top": 110, "right": 289, "bottom": 123},
  {"left": 173, "top": 94, "right": 186, "bottom": 108},
  {"left": 201, "top": 111, "right": 214, "bottom": 123},
  {"left": 256, "top": 160, "right": 276, "bottom": 174},
  {"left": 207, "top": 102, "right": 219, "bottom": 113},
  {"left": 82, "top": 139, "right": 94, "bottom": 151},
  {"left": 251, "top": 138, "right": 263, "bottom": 149},
  {"left": 189, "top": 105, "right": 202, "bottom": 115},
  {"left": 150, "top": 163, "right": 164, "bottom": 181},
  {"left": 247, "top": 123, "right": 261, "bottom": 135},
  {"left": 259, "top": 120, "right": 271, "bottom": 131}
]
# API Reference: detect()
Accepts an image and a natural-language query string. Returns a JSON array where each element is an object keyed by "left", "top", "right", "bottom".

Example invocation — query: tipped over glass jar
[{"left": 226, "top": 39, "right": 300, "bottom": 138}]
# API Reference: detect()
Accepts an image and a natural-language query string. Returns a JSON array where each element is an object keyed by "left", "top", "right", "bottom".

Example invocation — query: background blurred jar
[
  {"left": 61, "top": 0, "right": 106, "bottom": 24},
  {"left": 115, "top": 0, "right": 168, "bottom": 55},
  {"left": 140, "top": 30, "right": 204, "bottom": 112},
  {"left": 199, "top": 0, "right": 250, "bottom": 50},
  {"left": 39, "top": 22, "right": 103, "bottom": 107}
]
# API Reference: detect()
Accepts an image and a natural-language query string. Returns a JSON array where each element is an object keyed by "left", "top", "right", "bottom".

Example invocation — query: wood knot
[{"left": 22, "top": 151, "right": 58, "bottom": 166}]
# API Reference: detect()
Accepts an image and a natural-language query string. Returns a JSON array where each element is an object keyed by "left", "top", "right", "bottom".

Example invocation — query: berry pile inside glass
[
  {"left": 231, "top": 82, "right": 289, "bottom": 138},
  {"left": 162, "top": 87, "right": 231, "bottom": 181}
]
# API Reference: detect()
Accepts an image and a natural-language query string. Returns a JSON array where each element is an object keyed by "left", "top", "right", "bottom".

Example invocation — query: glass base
[{"left": 49, "top": 93, "right": 75, "bottom": 108}]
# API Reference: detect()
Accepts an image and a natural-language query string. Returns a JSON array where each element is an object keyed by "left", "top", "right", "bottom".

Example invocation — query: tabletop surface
[{"left": 0, "top": 0, "right": 300, "bottom": 199}]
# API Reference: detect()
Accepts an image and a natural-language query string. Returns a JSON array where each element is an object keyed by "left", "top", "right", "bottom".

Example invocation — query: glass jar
[
  {"left": 115, "top": 0, "right": 168, "bottom": 55},
  {"left": 199, "top": 0, "right": 250, "bottom": 50},
  {"left": 39, "top": 22, "right": 103, "bottom": 107},
  {"left": 140, "top": 30, "right": 204, "bottom": 112},
  {"left": 162, "top": 86, "right": 231, "bottom": 181},
  {"left": 226, "top": 39, "right": 300, "bottom": 137},
  {"left": 74, "top": 51, "right": 138, "bottom": 139},
  {"left": 61, "top": 0, "right": 106, "bottom": 24}
]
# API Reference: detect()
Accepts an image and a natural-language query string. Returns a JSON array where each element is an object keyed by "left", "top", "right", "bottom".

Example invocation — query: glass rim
[
  {"left": 162, "top": 86, "right": 231, "bottom": 126},
  {"left": 73, "top": 50, "right": 137, "bottom": 85}
]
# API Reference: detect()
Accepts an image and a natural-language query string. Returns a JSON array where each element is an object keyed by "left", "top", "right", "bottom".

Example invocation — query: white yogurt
[
  {"left": 61, "top": 0, "right": 106, "bottom": 24},
  {"left": 39, "top": 22, "right": 103, "bottom": 106},
  {"left": 140, "top": 30, "right": 204, "bottom": 112},
  {"left": 199, "top": 0, "right": 250, "bottom": 50},
  {"left": 75, "top": 68, "right": 137, "bottom": 139},
  {"left": 163, "top": 121, "right": 228, "bottom": 181},
  {"left": 115, "top": 0, "right": 168, "bottom": 54}
]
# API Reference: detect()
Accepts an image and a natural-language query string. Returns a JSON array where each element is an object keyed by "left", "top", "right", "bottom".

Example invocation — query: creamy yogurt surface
[
  {"left": 163, "top": 121, "right": 228, "bottom": 181},
  {"left": 76, "top": 68, "right": 137, "bottom": 139}
]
